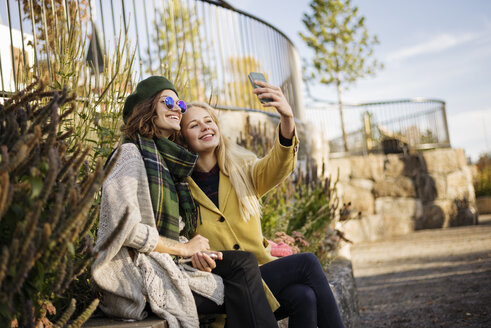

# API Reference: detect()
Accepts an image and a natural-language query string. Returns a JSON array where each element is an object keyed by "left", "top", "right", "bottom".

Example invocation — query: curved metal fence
[
  {"left": 0, "top": 0, "right": 304, "bottom": 118},
  {"left": 1, "top": 0, "right": 451, "bottom": 158},
  {"left": 305, "top": 98, "right": 451, "bottom": 156}
]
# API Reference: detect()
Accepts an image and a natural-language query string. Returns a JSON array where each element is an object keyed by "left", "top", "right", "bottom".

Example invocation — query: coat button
[
  {"left": 219, "top": 216, "right": 225, "bottom": 222},
  {"left": 233, "top": 244, "right": 240, "bottom": 250}
]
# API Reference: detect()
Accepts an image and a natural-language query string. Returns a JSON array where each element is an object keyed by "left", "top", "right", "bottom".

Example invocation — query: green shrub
[
  {"left": 261, "top": 172, "right": 356, "bottom": 265},
  {"left": 475, "top": 153, "right": 491, "bottom": 197}
]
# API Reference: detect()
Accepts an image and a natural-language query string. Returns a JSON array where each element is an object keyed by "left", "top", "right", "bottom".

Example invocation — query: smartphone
[
  {"left": 248, "top": 72, "right": 273, "bottom": 103},
  {"left": 180, "top": 253, "right": 218, "bottom": 264}
]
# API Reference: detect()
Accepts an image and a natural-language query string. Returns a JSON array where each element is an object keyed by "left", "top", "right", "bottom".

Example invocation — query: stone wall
[{"left": 328, "top": 149, "right": 478, "bottom": 242}]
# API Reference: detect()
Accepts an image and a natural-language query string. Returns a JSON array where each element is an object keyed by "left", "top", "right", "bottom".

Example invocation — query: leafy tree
[
  {"left": 300, "top": 0, "right": 383, "bottom": 151},
  {"left": 152, "top": 0, "right": 214, "bottom": 102},
  {"left": 226, "top": 56, "right": 267, "bottom": 110},
  {"left": 18, "top": 0, "right": 135, "bottom": 165},
  {"left": 21, "top": 0, "right": 90, "bottom": 50},
  {"left": 20, "top": 0, "right": 90, "bottom": 83}
]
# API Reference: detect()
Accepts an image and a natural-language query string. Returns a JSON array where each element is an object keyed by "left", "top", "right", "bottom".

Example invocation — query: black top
[
  {"left": 278, "top": 131, "right": 293, "bottom": 147},
  {"left": 192, "top": 163, "right": 220, "bottom": 208}
]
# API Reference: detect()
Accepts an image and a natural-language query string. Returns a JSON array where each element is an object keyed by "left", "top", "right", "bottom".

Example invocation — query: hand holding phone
[
  {"left": 249, "top": 72, "right": 295, "bottom": 138},
  {"left": 248, "top": 72, "right": 273, "bottom": 103},
  {"left": 180, "top": 252, "right": 218, "bottom": 264}
]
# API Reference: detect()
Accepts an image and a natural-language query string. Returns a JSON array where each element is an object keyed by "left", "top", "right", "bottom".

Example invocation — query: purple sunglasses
[{"left": 163, "top": 96, "right": 187, "bottom": 114}]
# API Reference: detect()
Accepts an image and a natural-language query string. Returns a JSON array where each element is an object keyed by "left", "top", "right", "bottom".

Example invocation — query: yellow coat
[{"left": 188, "top": 127, "right": 299, "bottom": 312}]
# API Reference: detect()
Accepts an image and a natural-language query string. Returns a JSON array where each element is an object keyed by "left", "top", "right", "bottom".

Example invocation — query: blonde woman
[
  {"left": 92, "top": 76, "right": 279, "bottom": 328},
  {"left": 179, "top": 80, "right": 345, "bottom": 328}
]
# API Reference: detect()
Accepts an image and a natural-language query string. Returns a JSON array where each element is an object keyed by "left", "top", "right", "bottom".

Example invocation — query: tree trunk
[{"left": 337, "top": 80, "right": 348, "bottom": 152}]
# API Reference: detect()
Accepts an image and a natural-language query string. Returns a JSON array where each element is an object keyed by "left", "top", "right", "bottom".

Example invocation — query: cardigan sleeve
[
  {"left": 98, "top": 144, "right": 159, "bottom": 255},
  {"left": 251, "top": 125, "right": 299, "bottom": 197}
]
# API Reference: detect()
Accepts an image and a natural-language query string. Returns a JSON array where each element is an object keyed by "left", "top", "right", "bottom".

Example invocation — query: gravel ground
[{"left": 350, "top": 215, "right": 491, "bottom": 328}]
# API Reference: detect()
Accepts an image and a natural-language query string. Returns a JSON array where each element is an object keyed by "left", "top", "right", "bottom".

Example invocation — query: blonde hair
[{"left": 181, "top": 102, "right": 262, "bottom": 221}]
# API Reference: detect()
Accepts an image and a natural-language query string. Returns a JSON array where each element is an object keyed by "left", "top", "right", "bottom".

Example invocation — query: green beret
[{"left": 123, "top": 76, "right": 178, "bottom": 123}]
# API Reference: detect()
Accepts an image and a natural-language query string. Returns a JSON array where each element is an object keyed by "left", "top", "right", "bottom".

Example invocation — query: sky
[{"left": 227, "top": 0, "right": 491, "bottom": 162}]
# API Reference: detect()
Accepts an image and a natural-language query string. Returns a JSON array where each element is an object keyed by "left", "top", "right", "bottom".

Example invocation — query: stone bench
[
  {"left": 278, "top": 255, "right": 360, "bottom": 328},
  {"left": 84, "top": 316, "right": 168, "bottom": 328},
  {"left": 85, "top": 256, "right": 359, "bottom": 328},
  {"left": 326, "top": 256, "right": 360, "bottom": 328}
]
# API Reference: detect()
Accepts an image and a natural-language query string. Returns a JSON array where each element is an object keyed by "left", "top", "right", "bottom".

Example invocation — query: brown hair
[{"left": 123, "top": 92, "right": 167, "bottom": 140}]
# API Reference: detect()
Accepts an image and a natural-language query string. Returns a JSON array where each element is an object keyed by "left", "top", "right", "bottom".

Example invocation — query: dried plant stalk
[{"left": 0, "top": 80, "right": 109, "bottom": 325}]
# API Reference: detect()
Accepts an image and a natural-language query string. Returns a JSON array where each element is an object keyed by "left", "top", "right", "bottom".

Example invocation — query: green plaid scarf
[{"left": 134, "top": 134, "right": 198, "bottom": 240}]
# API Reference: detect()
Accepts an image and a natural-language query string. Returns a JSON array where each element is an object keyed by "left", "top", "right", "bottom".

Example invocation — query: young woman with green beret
[
  {"left": 178, "top": 80, "right": 345, "bottom": 328},
  {"left": 92, "top": 76, "right": 278, "bottom": 327}
]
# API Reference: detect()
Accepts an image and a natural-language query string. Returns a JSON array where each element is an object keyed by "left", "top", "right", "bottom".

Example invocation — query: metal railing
[
  {"left": 0, "top": 0, "right": 304, "bottom": 118},
  {"left": 1, "top": 0, "right": 451, "bottom": 158},
  {"left": 305, "top": 98, "right": 451, "bottom": 157}
]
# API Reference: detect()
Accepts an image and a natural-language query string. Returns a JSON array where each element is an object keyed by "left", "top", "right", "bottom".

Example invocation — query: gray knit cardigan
[{"left": 92, "top": 143, "right": 224, "bottom": 328}]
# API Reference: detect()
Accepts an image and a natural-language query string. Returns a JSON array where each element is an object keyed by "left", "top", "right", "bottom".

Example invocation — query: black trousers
[
  {"left": 260, "top": 253, "right": 345, "bottom": 328},
  {"left": 193, "top": 250, "right": 279, "bottom": 328}
]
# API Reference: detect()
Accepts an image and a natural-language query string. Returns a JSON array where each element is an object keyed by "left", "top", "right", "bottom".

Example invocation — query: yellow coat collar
[{"left": 187, "top": 170, "right": 232, "bottom": 215}]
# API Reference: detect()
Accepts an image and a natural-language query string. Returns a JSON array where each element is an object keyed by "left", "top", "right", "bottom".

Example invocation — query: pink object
[{"left": 268, "top": 240, "right": 294, "bottom": 257}]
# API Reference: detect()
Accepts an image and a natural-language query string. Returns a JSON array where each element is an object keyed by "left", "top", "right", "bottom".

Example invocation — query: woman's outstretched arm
[
  {"left": 252, "top": 80, "right": 295, "bottom": 139},
  {"left": 249, "top": 81, "right": 299, "bottom": 197}
]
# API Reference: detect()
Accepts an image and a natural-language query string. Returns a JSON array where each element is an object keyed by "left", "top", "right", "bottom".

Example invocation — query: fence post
[
  {"left": 441, "top": 101, "right": 451, "bottom": 146},
  {"left": 363, "top": 111, "right": 373, "bottom": 154}
]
